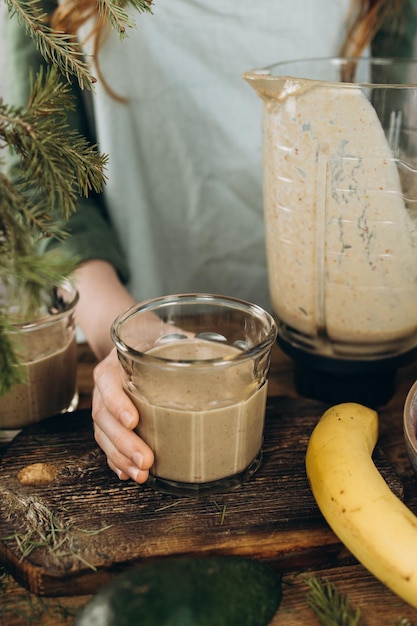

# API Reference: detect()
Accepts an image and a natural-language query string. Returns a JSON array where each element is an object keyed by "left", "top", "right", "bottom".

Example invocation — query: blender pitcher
[{"left": 244, "top": 58, "right": 417, "bottom": 406}]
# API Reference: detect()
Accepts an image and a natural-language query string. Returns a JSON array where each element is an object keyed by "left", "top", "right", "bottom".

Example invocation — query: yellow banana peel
[{"left": 306, "top": 402, "right": 417, "bottom": 609}]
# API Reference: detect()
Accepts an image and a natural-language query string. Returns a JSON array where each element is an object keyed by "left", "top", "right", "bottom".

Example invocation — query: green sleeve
[
  {"left": 372, "top": 0, "right": 417, "bottom": 59},
  {"left": 3, "top": 3, "right": 130, "bottom": 284}
]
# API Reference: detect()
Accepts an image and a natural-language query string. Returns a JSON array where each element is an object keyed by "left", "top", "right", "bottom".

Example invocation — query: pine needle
[
  {"left": 305, "top": 576, "right": 362, "bottom": 626},
  {"left": 0, "top": 316, "right": 26, "bottom": 394},
  {"left": 0, "top": 68, "right": 104, "bottom": 394},
  {"left": 97, "top": 0, "right": 154, "bottom": 39},
  {"left": 2, "top": 497, "right": 112, "bottom": 571},
  {"left": 0, "top": 0, "right": 151, "bottom": 395},
  {"left": 5, "top": 0, "right": 94, "bottom": 89},
  {"left": 6, "top": 0, "right": 154, "bottom": 86}
]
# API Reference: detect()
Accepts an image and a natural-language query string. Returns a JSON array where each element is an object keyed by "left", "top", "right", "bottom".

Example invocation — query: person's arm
[
  {"left": 75, "top": 259, "right": 154, "bottom": 483},
  {"left": 75, "top": 260, "right": 135, "bottom": 358}
]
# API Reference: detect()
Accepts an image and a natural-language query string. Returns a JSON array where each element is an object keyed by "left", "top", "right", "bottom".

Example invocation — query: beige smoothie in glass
[
  {"left": 0, "top": 334, "right": 77, "bottom": 430},
  {"left": 112, "top": 293, "right": 277, "bottom": 495},
  {"left": 127, "top": 339, "right": 267, "bottom": 485},
  {"left": 0, "top": 279, "right": 79, "bottom": 437}
]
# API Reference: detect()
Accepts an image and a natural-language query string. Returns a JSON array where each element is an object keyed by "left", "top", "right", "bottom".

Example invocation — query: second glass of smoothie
[
  {"left": 0, "top": 278, "right": 79, "bottom": 441},
  {"left": 111, "top": 293, "right": 277, "bottom": 496}
]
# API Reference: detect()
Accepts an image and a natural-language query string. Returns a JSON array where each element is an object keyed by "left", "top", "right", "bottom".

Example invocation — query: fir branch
[
  {"left": 5, "top": 0, "right": 95, "bottom": 89},
  {"left": 0, "top": 174, "right": 30, "bottom": 255},
  {"left": 2, "top": 250, "right": 78, "bottom": 318},
  {"left": 1, "top": 0, "right": 152, "bottom": 396},
  {"left": 5, "top": 0, "right": 154, "bottom": 87},
  {"left": 0, "top": 66, "right": 104, "bottom": 394},
  {"left": 305, "top": 576, "right": 362, "bottom": 626},
  {"left": 0, "top": 317, "right": 25, "bottom": 395},
  {"left": 97, "top": 0, "right": 154, "bottom": 38},
  {"left": 0, "top": 66, "right": 108, "bottom": 234},
  {"left": 0, "top": 169, "right": 70, "bottom": 253}
]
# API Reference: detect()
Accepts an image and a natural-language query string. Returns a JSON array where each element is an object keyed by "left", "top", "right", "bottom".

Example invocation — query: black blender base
[
  {"left": 293, "top": 362, "right": 396, "bottom": 408},
  {"left": 278, "top": 335, "right": 417, "bottom": 408}
]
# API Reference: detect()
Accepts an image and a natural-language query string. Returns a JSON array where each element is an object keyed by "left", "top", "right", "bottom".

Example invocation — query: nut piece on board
[{"left": 17, "top": 463, "right": 58, "bottom": 486}]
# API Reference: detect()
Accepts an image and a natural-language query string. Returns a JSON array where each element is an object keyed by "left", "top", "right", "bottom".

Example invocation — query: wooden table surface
[{"left": 1, "top": 341, "right": 417, "bottom": 625}]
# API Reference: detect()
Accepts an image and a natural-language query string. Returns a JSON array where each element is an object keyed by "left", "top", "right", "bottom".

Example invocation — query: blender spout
[{"left": 243, "top": 69, "right": 306, "bottom": 103}]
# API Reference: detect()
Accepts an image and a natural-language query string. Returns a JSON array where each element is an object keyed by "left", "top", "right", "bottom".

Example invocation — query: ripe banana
[{"left": 306, "top": 402, "right": 417, "bottom": 609}]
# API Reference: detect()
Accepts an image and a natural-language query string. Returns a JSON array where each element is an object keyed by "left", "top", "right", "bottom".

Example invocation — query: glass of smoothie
[
  {"left": 244, "top": 58, "right": 417, "bottom": 407},
  {"left": 111, "top": 293, "right": 277, "bottom": 496},
  {"left": 0, "top": 278, "right": 79, "bottom": 441}
]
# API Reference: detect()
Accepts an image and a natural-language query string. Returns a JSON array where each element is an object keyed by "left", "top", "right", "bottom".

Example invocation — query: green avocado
[{"left": 73, "top": 556, "right": 282, "bottom": 626}]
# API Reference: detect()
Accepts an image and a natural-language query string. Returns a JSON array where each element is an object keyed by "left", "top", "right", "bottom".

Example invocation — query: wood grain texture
[
  {"left": 1, "top": 343, "right": 417, "bottom": 625},
  {"left": 0, "top": 397, "right": 402, "bottom": 597}
]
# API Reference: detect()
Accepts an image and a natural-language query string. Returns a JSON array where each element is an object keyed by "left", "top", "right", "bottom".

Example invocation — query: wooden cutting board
[{"left": 0, "top": 396, "right": 402, "bottom": 597}]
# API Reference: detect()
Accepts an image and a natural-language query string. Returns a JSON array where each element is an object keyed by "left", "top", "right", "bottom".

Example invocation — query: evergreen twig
[
  {"left": 0, "top": 0, "right": 153, "bottom": 394},
  {"left": 5, "top": 0, "right": 154, "bottom": 88},
  {"left": 97, "top": 0, "right": 154, "bottom": 39},
  {"left": 0, "top": 316, "right": 25, "bottom": 396},
  {"left": 0, "top": 66, "right": 108, "bottom": 298},
  {"left": 1, "top": 67, "right": 108, "bottom": 232},
  {"left": 5, "top": 0, "right": 94, "bottom": 89},
  {"left": 305, "top": 576, "right": 362, "bottom": 626}
]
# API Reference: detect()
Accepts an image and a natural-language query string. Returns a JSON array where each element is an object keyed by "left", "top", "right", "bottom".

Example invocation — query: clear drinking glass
[
  {"left": 244, "top": 58, "right": 417, "bottom": 406},
  {"left": 0, "top": 278, "right": 79, "bottom": 440},
  {"left": 111, "top": 293, "right": 277, "bottom": 496}
]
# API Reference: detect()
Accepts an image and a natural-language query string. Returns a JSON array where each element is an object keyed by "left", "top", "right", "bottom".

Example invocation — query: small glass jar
[
  {"left": 0, "top": 278, "right": 79, "bottom": 441},
  {"left": 112, "top": 293, "right": 277, "bottom": 496}
]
